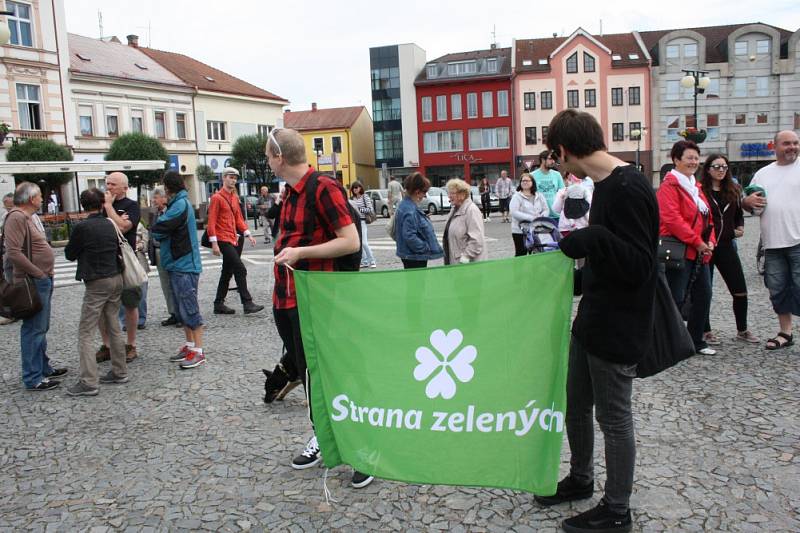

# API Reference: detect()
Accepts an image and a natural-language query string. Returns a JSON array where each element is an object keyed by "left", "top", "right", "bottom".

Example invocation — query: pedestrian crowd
[{"left": 2, "top": 115, "right": 798, "bottom": 533}]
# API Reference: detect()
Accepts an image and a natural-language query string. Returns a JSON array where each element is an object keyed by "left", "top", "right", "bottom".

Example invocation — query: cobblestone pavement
[{"left": 1, "top": 213, "right": 798, "bottom": 532}]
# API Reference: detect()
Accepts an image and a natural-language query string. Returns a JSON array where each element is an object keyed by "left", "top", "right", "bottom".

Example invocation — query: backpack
[{"left": 304, "top": 172, "right": 363, "bottom": 271}]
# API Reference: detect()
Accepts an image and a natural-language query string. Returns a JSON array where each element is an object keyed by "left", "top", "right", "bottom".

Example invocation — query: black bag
[
  {"left": 657, "top": 236, "right": 687, "bottom": 270},
  {"left": 636, "top": 271, "right": 695, "bottom": 378},
  {"left": 0, "top": 215, "right": 43, "bottom": 319},
  {"left": 304, "top": 172, "right": 363, "bottom": 271}
]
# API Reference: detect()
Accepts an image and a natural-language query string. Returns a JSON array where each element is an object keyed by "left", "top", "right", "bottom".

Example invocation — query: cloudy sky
[{"left": 65, "top": 0, "right": 800, "bottom": 114}]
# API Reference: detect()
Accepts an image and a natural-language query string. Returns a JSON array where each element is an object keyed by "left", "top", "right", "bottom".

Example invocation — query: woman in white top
[
  {"left": 349, "top": 181, "right": 376, "bottom": 269},
  {"left": 509, "top": 173, "right": 549, "bottom": 256}
]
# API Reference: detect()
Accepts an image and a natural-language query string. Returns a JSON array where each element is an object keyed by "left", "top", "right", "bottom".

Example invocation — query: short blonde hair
[
  {"left": 267, "top": 128, "right": 306, "bottom": 166},
  {"left": 446, "top": 178, "right": 470, "bottom": 197}
]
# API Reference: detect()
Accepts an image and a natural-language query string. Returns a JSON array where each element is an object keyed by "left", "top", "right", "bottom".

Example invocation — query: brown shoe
[
  {"left": 95, "top": 345, "right": 111, "bottom": 363},
  {"left": 125, "top": 344, "right": 138, "bottom": 363}
]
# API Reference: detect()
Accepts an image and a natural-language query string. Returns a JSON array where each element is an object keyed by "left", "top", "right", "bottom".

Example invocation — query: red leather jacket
[{"left": 656, "top": 172, "right": 716, "bottom": 263}]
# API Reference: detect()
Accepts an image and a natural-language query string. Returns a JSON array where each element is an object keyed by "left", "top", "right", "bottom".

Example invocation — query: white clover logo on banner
[{"left": 413, "top": 329, "right": 477, "bottom": 399}]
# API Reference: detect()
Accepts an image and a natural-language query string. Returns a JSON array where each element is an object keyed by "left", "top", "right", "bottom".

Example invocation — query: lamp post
[
  {"left": 680, "top": 69, "right": 711, "bottom": 136},
  {"left": 630, "top": 128, "right": 646, "bottom": 172}
]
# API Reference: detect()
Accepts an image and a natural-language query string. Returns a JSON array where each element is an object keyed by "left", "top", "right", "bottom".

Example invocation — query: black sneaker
[
  {"left": 351, "top": 470, "right": 374, "bottom": 489},
  {"left": 534, "top": 475, "right": 594, "bottom": 506},
  {"left": 137, "top": 324, "right": 146, "bottom": 330},
  {"left": 243, "top": 302, "right": 265, "bottom": 315},
  {"left": 47, "top": 368, "right": 68, "bottom": 379},
  {"left": 263, "top": 364, "right": 290, "bottom": 404},
  {"left": 291, "top": 436, "right": 321, "bottom": 470},
  {"left": 99, "top": 370, "right": 129, "bottom": 384},
  {"left": 29, "top": 379, "right": 60, "bottom": 391},
  {"left": 214, "top": 304, "right": 235, "bottom": 315},
  {"left": 562, "top": 500, "right": 632, "bottom": 533},
  {"left": 161, "top": 315, "right": 179, "bottom": 327}
]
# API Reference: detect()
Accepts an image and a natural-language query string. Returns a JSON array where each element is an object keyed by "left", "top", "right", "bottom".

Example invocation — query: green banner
[{"left": 295, "top": 253, "right": 573, "bottom": 494}]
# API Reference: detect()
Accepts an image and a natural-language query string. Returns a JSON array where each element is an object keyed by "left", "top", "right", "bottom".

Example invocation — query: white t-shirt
[{"left": 750, "top": 159, "right": 800, "bottom": 249}]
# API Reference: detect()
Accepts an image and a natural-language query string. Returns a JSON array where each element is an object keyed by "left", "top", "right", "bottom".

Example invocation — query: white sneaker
[{"left": 697, "top": 347, "right": 717, "bottom": 356}]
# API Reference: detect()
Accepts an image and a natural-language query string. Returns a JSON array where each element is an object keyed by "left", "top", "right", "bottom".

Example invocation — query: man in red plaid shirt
[{"left": 265, "top": 128, "right": 373, "bottom": 488}]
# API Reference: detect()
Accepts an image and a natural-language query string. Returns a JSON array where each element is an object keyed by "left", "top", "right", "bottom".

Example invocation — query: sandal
[{"left": 765, "top": 332, "right": 794, "bottom": 350}]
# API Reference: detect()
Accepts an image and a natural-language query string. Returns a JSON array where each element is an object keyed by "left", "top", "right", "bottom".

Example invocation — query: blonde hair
[
  {"left": 446, "top": 178, "right": 470, "bottom": 197},
  {"left": 268, "top": 128, "right": 306, "bottom": 166}
]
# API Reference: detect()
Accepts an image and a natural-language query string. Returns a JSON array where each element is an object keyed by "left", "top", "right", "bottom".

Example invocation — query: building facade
[
  {"left": 284, "top": 104, "right": 378, "bottom": 188},
  {"left": 513, "top": 29, "right": 652, "bottom": 178},
  {"left": 369, "top": 43, "right": 426, "bottom": 183},
  {"left": 415, "top": 47, "right": 513, "bottom": 186}
]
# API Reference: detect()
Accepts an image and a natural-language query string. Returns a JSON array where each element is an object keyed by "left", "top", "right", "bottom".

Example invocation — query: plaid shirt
[{"left": 273, "top": 167, "right": 353, "bottom": 309}]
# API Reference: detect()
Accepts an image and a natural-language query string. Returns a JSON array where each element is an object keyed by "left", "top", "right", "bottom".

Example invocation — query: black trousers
[
  {"left": 512, "top": 233, "right": 531, "bottom": 257},
  {"left": 705, "top": 242, "right": 748, "bottom": 332},
  {"left": 273, "top": 306, "right": 311, "bottom": 422},
  {"left": 402, "top": 258, "right": 427, "bottom": 269},
  {"left": 480, "top": 193, "right": 491, "bottom": 219},
  {"left": 214, "top": 238, "right": 252, "bottom": 305}
]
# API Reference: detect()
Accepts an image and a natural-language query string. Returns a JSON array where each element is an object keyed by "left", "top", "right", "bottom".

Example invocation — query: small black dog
[{"left": 263, "top": 364, "right": 301, "bottom": 403}]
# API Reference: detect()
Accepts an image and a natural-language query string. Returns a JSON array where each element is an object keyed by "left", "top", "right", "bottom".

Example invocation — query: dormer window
[
  {"left": 487, "top": 58, "right": 497, "bottom": 73},
  {"left": 522, "top": 59, "right": 532, "bottom": 66},
  {"left": 76, "top": 53, "right": 91, "bottom": 61},
  {"left": 756, "top": 39, "right": 770, "bottom": 54},
  {"left": 612, "top": 54, "right": 622, "bottom": 61},
  {"left": 134, "top": 63, "right": 148, "bottom": 70},
  {"left": 447, "top": 61, "right": 477, "bottom": 76},
  {"left": 628, "top": 53, "right": 639, "bottom": 60},
  {"left": 426, "top": 64, "right": 437, "bottom": 78}
]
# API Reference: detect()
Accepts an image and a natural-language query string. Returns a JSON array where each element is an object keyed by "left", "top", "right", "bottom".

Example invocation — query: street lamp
[
  {"left": 680, "top": 69, "right": 711, "bottom": 140},
  {"left": 630, "top": 127, "right": 647, "bottom": 172}
]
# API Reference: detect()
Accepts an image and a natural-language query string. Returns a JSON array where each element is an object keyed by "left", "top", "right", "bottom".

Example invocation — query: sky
[{"left": 65, "top": 0, "right": 800, "bottom": 115}]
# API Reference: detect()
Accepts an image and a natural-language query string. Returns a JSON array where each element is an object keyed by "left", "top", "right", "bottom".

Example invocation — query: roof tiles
[{"left": 284, "top": 106, "right": 366, "bottom": 131}]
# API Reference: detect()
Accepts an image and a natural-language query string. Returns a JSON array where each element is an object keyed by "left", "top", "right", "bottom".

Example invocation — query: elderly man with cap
[{"left": 207, "top": 167, "right": 263, "bottom": 315}]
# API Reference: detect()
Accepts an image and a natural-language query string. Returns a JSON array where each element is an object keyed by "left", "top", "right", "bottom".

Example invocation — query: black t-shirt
[{"left": 108, "top": 197, "right": 141, "bottom": 249}]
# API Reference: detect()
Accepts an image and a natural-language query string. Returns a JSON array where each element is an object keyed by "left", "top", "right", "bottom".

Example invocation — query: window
[
  {"left": 447, "top": 61, "right": 477, "bottom": 76},
  {"left": 105, "top": 108, "right": 118, "bottom": 137},
  {"left": 374, "top": 130, "right": 403, "bottom": 160},
  {"left": 131, "top": 109, "right": 143, "bottom": 133},
  {"left": 451, "top": 94, "right": 462, "bottom": 120},
  {"left": 666, "top": 45, "right": 680, "bottom": 59},
  {"left": 628, "top": 53, "right": 639, "bottom": 60},
  {"left": 313, "top": 137, "right": 324, "bottom": 153},
  {"left": 756, "top": 112, "right": 768, "bottom": 124},
  {"left": 487, "top": 58, "right": 497, "bottom": 73},
  {"left": 584, "top": 89, "right": 596, "bottom": 107},
  {"left": 372, "top": 98, "right": 401, "bottom": 121},
  {"left": 734, "top": 78, "right": 747, "bottom": 97},
  {"left": 706, "top": 78, "right": 720, "bottom": 98},
  {"left": 170, "top": 112, "right": 184, "bottom": 139},
  {"left": 154, "top": 111, "right": 166, "bottom": 138},
  {"left": 436, "top": 95, "right": 447, "bottom": 121},
  {"left": 7, "top": 1, "right": 33, "bottom": 47},
  {"left": 612, "top": 123, "right": 624, "bottom": 142},
  {"left": 523, "top": 92, "right": 535, "bottom": 110},
  {"left": 706, "top": 114, "right": 719, "bottom": 140},
  {"left": 497, "top": 90, "right": 509, "bottom": 116},
  {"left": 426, "top": 64, "right": 437, "bottom": 78},
  {"left": 540, "top": 91, "right": 552, "bottom": 110},
  {"left": 86, "top": 177, "right": 105, "bottom": 191},
  {"left": 332, "top": 136, "right": 342, "bottom": 153},
  {"left": 79, "top": 105, "right": 93, "bottom": 136},
  {"left": 421, "top": 97, "right": 432, "bottom": 122},
  {"left": 666, "top": 80, "right": 680, "bottom": 101},
  {"left": 628, "top": 86, "right": 641, "bottom": 105},
  {"left": 541, "top": 126, "right": 549, "bottom": 144},
  {"left": 207, "top": 120, "right": 227, "bottom": 141},
  {"left": 735, "top": 41, "right": 748, "bottom": 56},
  {"left": 482, "top": 91, "right": 493, "bottom": 118},
  {"left": 257, "top": 124, "right": 271, "bottom": 137},
  {"left": 566, "top": 52, "right": 578, "bottom": 73},
  {"left": 756, "top": 40, "right": 770, "bottom": 55},
  {"left": 468, "top": 127, "right": 509, "bottom": 150},
  {"left": 583, "top": 52, "right": 595, "bottom": 73},
  {"left": 467, "top": 93, "right": 478, "bottom": 118},
  {"left": 666, "top": 116, "right": 680, "bottom": 140},
  {"left": 755, "top": 76, "right": 769, "bottom": 97},
  {"left": 684, "top": 43, "right": 698, "bottom": 58},
  {"left": 611, "top": 54, "right": 622, "bottom": 61},
  {"left": 735, "top": 113, "right": 746, "bottom": 125},
  {"left": 16, "top": 84, "right": 41, "bottom": 130},
  {"left": 371, "top": 67, "right": 400, "bottom": 90},
  {"left": 629, "top": 122, "right": 642, "bottom": 140},
  {"left": 522, "top": 59, "right": 532, "bottom": 66},
  {"left": 525, "top": 127, "right": 537, "bottom": 145},
  {"left": 611, "top": 87, "right": 623, "bottom": 106},
  {"left": 567, "top": 90, "right": 579, "bottom": 109},
  {"left": 538, "top": 59, "right": 548, "bottom": 65},
  {"left": 423, "top": 130, "right": 463, "bottom": 153},
  {"left": 685, "top": 115, "right": 696, "bottom": 129}
]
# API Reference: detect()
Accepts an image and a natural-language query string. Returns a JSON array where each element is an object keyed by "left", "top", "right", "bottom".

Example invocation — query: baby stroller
[{"left": 522, "top": 217, "right": 562, "bottom": 254}]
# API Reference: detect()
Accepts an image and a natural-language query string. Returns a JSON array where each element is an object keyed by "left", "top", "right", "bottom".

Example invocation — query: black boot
[
  {"left": 243, "top": 302, "right": 265, "bottom": 315},
  {"left": 214, "top": 303, "right": 235, "bottom": 315}
]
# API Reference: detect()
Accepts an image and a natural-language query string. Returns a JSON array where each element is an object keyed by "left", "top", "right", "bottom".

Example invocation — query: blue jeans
[
  {"left": 360, "top": 220, "right": 375, "bottom": 266},
  {"left": 119, "top": 281, "right": 148, "bottom": 327},
  {"left": 664, "top": 260, "right": 712, "bottom": 350},
  {"left": 21, "top": 277, "right": 54, "bottom": 388},
  {"left": 764, "top": 242, "right": 800, "bottom": 316},
  {"left": 169, "top": 272, "right": 203, "bottom": 330}
]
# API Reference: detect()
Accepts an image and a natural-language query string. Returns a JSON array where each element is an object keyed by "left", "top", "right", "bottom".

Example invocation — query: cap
[{"left": 222, "top": 167, "right": 240, "bottom": 177}]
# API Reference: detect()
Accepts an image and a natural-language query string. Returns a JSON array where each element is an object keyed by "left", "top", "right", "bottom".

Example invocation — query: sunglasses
[
  {"left": 709, "top": 164, "right": 729, "bottom": 171},
  {"left": 267, "top": 128, "right": 282, "bottom": 157}
]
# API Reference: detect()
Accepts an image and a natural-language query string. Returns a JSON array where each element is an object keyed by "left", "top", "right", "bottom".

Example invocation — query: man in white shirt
[{"left": 743, "top": 130, "right": 800, "bottom": 350}]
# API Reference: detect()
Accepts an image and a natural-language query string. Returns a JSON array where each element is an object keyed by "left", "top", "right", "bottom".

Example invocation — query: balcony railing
[{"left": 11, "top": 129, "right": 53, "bottom": 141}]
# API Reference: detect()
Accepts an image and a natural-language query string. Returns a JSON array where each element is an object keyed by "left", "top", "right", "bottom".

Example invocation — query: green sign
[{"left": 295, "top": 253, "right": 573, "bottom": 494}]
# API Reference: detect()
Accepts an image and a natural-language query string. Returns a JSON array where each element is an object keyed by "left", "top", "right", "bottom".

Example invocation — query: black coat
[{"left": 64, "top": 213, "right": 121, "bottom": 282}]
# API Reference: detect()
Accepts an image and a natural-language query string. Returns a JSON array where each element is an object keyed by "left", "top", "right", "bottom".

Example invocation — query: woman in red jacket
[{"left": 657, "top": 140, "right": 717, "bottom": 355}]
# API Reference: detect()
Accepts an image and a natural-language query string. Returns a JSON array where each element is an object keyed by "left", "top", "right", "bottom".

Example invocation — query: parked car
[
  {"left": 424, "top": 186, "right": 451, "bottom": 215},
  {"left": 469, "top": 186, "right": 500, "bottom": 211},
  {"left": 366, "top": 189, "right": 392, "bottom": 218}
]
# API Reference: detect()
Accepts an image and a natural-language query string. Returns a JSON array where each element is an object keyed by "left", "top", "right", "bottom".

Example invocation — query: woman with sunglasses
[
  {"left": 700, "top": 154, "right": 758, "bottom": 344},
  {"left": 349, "top": 181, "right": 376, "bottom": 268}
]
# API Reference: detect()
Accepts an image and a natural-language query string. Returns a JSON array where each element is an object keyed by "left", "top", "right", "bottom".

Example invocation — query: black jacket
[{"left": 64, "top": 213, "right": 122, "bottom": 282}]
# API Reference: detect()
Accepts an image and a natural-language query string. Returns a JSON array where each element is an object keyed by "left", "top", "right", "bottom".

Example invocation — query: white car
[{"left": 424, "top": 187, "right": 451, "bottom": 215}]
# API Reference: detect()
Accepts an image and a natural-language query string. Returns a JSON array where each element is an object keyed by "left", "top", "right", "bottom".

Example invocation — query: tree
[
  {"left": 196, "top": 164, "right": 216, "bottom": 182},
  {"left": 105, "top": 133, "right": 168, "bottom": 194},
  {"left": 6, "top": 138, "right": 72, "bottom": 189},
  {"left": 230, "top": 133, "right": 272, "bottom": 185}
]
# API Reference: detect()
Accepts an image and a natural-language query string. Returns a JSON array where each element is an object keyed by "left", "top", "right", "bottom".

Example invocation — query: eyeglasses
[
  {"left": 520, "top": 179, "right": 533, "bottom": 183},
  {"left": 267, "top": 128, "right": 282, "bottom": 157},
  {"left": 709, "top": 164, "right": 729, "bottom": 171}
]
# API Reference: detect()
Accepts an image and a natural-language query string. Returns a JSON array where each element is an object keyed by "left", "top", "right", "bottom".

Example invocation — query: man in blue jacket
[{"left": 150, "top": 172, "right": 205, "bottom": 369}]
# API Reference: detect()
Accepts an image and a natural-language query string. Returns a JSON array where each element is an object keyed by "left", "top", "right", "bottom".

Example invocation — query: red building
[{"left": 415, "top": 47, "right": 513, "bottom": 186}]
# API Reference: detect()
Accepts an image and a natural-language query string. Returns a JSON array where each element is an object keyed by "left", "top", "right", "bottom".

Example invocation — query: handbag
[
  {"left": 636, "top": 271, "right": 695, "bottom": 378},
  {"left": 657, "top": 236, "right": 687, "bottom": 270},
  {"left": 0, "top": 217, "right": 43, "bottom": 319},
  {"left": 386, "top": 212, "right": 397, "bottom": 240},
  {"left": 109, "top": 219, "right": 148, "bottom": 289}
]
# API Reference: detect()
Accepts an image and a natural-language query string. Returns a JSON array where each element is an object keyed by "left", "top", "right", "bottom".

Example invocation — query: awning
[{"left": 0, "top": 160, "right": 166, "bottom": 174}]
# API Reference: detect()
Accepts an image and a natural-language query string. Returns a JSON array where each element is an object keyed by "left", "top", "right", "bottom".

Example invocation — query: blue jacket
[
  {"left": 150, "top": 190, "right": 202, "bottom": 274},
  {"left": 395, "top": 197, "right": 443, "bottom": 261}
]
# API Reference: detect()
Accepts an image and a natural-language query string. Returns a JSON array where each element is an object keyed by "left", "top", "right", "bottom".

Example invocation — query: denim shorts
[
  {"left": 169, "top": 272, "right": 203, "bottom": 329},
  {"left": 764, "top": 242, "right": 800, "bottom": 316}
]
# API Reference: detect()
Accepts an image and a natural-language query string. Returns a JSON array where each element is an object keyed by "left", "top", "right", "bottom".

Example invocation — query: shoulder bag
[
  {"left": 657, "top": 198, "right": 700, "bottom": 270},
  {"left": 0, "top": 214, "right": 43, "bottom": 319},
  {"left": 109, "top": 219, "right": 148, "bottom": 289}
]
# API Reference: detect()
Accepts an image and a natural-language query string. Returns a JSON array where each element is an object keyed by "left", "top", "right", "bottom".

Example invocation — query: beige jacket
[{"left": 444, "top": 198, "right": 488, "bottom": 264}]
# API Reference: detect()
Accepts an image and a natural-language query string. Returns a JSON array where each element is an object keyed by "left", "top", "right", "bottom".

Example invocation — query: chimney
[
  {"left": 311, "top": 102, "right": 318, "bottom": 111},
  {"left": 490, "top": 43, "right": 497, "bottom": 50},
  {"left": 126, "top": 34, "right": 139, "bottom": 47}
]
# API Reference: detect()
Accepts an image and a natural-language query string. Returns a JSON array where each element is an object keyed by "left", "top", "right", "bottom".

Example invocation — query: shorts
[
  {"left": 120, "top": 286, "right": 142, "bottom": 309},
  {"left": 764, "top": 243, "right": 800, "bottom": 316},
  {"left": 169, "top": 271, "right": 204, "bottom": 329},
  {"left": 499, "top": 197, "right": 511, "bottom": 212}
]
